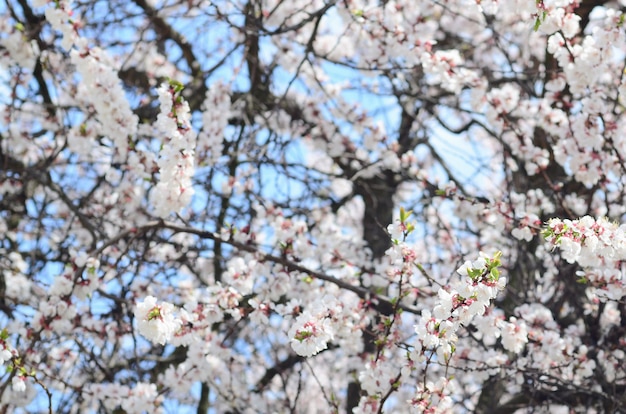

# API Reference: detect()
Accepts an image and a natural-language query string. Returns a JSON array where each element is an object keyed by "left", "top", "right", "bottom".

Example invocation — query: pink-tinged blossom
[
  {"left": 545, "top": 216, "right": 626, "bottom": 274},
  {"left": 43, "top": 4, "right": 80, "bottom": 50},
  {"left": 387, "top": 219, "right": 410, "bottom": 241},
  {"left": 0, "top": 32, "right": 40, "bottom": 71},
  {"left": 408, "top": 378, "right": 453, "bottom": 413},
  {"left": 86, "top": 382, "right": 163, "bottom": 414},
  {"left": 421, "top": 50, "right": 479, "bottom": 93},
  {"left": 223, "top": 256, "right": 256, "bottom": 296},
  {"left": 160, "top": 363, "right": 198, "bottom": 398},
  {"left": 500, "top": 317, "right": 529, "bottom": 353},
  {"left": 70, "top": 45, "right": 139, "bottom": 159},
  {"left": 416, "top": 252, "right": 508, "bottom": 373},
  {"left": 198, "top": 82, "right": 231, "bottom": 165},
  {"left": 12, "top": 376, "right": 26, "bottom": 393},
  {"left": 288, "top": 311, "right": 334, "bottom": 357},
  {"left": 353, "top": 396, "right": 381, "bottom": 414},
  {"left": 358, "top": 360, "right": 398, "bottom": 396},
  {"left": 121, "top": 383, "right": 163, "bottom": 414},
  {"left": 538, "top": 6, "right": 581, "bottom": 39}
]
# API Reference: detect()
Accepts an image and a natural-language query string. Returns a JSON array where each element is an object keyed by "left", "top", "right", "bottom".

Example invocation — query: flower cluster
[
  {"left": 150, "top": 81, "right": 197, "bottom": 217},
  {"left": 0, "top": 30, "right": 40, "bottom": 71},
  {"left": 197, "top": 82, "right": 231, "bottom": 165},
  {"left": 414, "top": 252, "right": 509, "bottom": 363},
  {"left": 86, "top": 382, "right": 163, "bottom": 414},
  {"left": 544, "top": 216, "right": 626, "bottom": 266},
  {"left": 407, "top": 251, "right": 531, "bottom": 411},
  {"left": 535, "top": 0, "right": 581, "bottom": 39},
  {"left": 408, "top": 378, "right": 453, "bottom": 414},
  {"left": 288, "top": 294, "right": 342, "bottom": 357},
  {"left": 70, "top": 46, "right": 140, "bottom": 161},
  {"left": 39, "top": 1, "right": 81, "bottom": 50},
  {"left": 544, "top": 216, "right": 626, "bottom": 301},
  {"left": 40, "top": 0, "right": 141, "bottom": 167}
]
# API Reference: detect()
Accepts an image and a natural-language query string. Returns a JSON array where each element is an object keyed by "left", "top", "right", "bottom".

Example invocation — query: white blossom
[{"left": 135, "top": 296, "right": 181, "bottom": 345}]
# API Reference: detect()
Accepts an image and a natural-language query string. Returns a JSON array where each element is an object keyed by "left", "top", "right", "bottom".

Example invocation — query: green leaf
[
  {"left": 167, "top": 78, "right": 185, "bottom": 93},
  {"left": 399, "top": 207, "right": 412, "bottom": 223},
  {"left": 468, "top": 268, "right": 483, "bottom": 280},
  {"left": 490, "top": 267, "right": 500, "bottom": 280}
]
